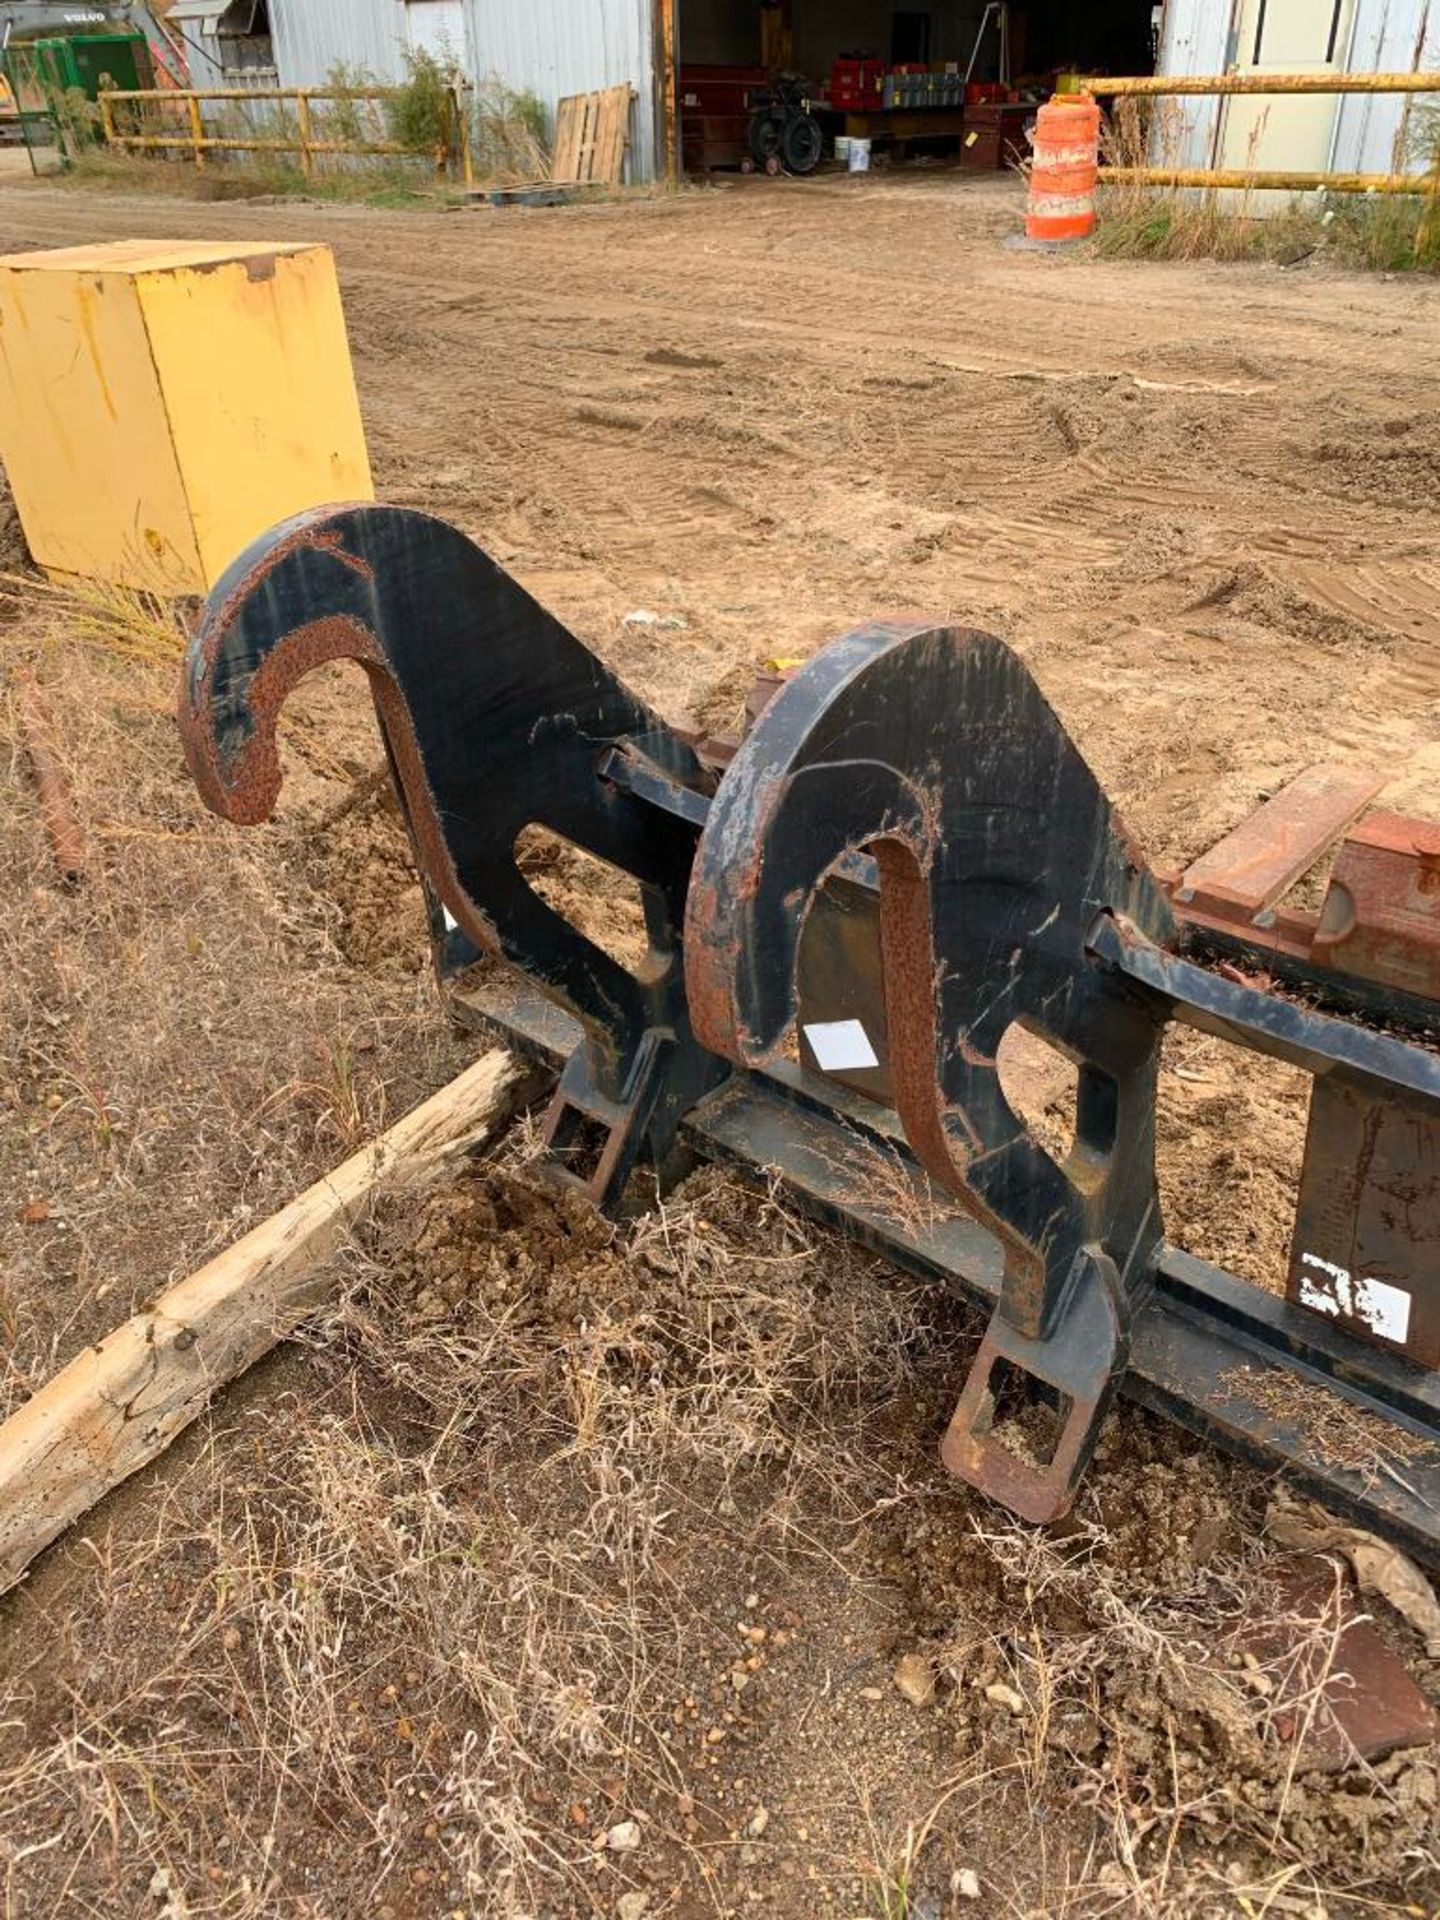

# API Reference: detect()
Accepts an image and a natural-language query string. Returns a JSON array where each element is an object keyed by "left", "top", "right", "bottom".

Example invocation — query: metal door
[{"left": 1220, "top": 0, "right": 1355, "bottom": 175}]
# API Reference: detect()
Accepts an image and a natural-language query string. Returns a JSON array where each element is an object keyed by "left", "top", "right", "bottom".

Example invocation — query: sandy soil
[
  {"left": 2, "top": 168, "right": 1439, "bottom": 1918},
  {"left": 7, "top": 164, "right": 1437, "bottom": 1282}
]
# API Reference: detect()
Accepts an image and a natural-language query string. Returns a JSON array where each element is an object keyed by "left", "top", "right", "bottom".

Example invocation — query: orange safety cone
[{"left": 1025, "top": 93, "right": 1100, "bottom": 243}]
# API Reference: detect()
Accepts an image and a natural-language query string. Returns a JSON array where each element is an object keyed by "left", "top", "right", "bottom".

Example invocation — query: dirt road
[{"left": 2, "top": 170, "right": 1439, "bottom": 1919}]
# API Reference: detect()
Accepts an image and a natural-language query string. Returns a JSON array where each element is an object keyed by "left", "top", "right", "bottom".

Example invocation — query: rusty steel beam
[
  {"left": 1175, "top": 766, "right": 1384, "bottom": 921},
  {"left": 1313, "top": 810, "right": 1440, "bottom": 1005}
]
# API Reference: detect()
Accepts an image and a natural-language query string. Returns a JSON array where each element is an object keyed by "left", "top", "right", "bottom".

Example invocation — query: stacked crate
[
  {"left": 680, "top": 64, "right": 768, "bottom": 172},
  {"left": 829, "top": 55, "right": 884, "bottom": 111}
]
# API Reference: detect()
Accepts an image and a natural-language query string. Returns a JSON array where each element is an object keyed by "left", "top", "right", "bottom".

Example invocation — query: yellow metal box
[{"left": 0, "top": 238, "right": 373, "bottom": 592}]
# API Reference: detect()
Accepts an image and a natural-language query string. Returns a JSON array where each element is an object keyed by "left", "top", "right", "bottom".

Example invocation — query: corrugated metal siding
[
  {"left": 271, "top": 0, "right": 410, "bottom": 88},
  {"left": 1153, "top": 0, "right": 1236, "bottom": 168},
  {"left": 464, "top": 0, "right": 657, "bottom": 181},
  {"left": 1155, "top": 0, "right": 1438, "bottom": 176},
  {"left": 269, "top": 0, "right": 658, "bottom": 179},
  {"left": 1331, "top": 0, "right": 1439, "bottom": 173}
]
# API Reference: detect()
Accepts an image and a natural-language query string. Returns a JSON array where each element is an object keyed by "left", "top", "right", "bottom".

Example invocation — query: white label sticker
[
  {"left": 1298, "top": 1251, "right": 1411, "bottom": 1345},
  {"left": 804, "top": 1019, "right": 880, "bottom": 1074}
]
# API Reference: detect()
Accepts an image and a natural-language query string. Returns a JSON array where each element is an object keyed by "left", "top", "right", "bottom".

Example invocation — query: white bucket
[
  {"left": 848, "top": 137, "right": 871, "bottom": 173},
  {"left": 834, "top": 135, "right": 851, "bottom": 163}
]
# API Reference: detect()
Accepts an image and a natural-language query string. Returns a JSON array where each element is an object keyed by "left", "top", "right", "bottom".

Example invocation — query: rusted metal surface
[
  {"left": 1175, "top": 765, "right": 1383, "bottom": 920},
  {"left": 683, "top": 621, "right": 1175, "bottom": 1520},
  {"left": 1289, "top": 1075, "right": 1440, "bottom": 1370},
  {"left": 1237, "top": 1557, "right": 1439, "bottom": 1769},
  {"left": 180, "top": 502, "right": 725, "bottom": 1210},
  {"left": 793, "top": 873, "right": 892, "bottom": 1102},
  {"left": 181, "top": 502, "right": 1440, "bottom": 1551},
  {"left": 1160, "top": 783, "right": 1440, "bottom": 1027},
  {"left": 15, "top": 667, "right": 86, "bottom": 887},
  {"left": 1312, "top": 810, "right": 1440, "bottom": 1005}
]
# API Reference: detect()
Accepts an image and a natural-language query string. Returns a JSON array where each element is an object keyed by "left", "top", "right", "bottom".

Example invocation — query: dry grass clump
[
  {"left": 916, "top": 1493, "right": 1440, "bottom": 1915},
  {"left": 0, "top": 1136, "right": 972, "bottom": 1917},
  {"left": 0, "top": 561, "right": 456, "bottom": 1414},
  {"left": 348, "top": 1134, "right": 959, "bottom": 1512},
  {"left": 1095, "top": 97, "right": 1440, "bottom": 274}
]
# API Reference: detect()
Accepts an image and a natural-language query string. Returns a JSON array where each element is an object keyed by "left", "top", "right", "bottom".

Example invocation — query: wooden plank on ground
[
  {"left": 1178, "top": 765, "right": 1384, "bottom": 919},
  {"left": 0, "top": 1049, "right": 529, "bottom": 1598}
]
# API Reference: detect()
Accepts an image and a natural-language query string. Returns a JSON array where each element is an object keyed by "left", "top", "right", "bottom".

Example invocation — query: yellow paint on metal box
[{"left": 0, "top": 239, "right": 372, "bottom": 592}]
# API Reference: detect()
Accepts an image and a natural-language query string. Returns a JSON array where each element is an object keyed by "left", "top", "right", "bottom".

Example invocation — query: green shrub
[{"left": 384, "top": 46, "right": 453, "bottom": 157}]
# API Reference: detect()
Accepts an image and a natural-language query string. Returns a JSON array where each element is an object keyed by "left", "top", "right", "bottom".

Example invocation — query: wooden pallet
[{"left": 470, "top": 83, "right": 634, "bottom": 207}]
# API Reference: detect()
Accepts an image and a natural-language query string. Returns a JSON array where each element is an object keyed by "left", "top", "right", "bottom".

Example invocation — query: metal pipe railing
[
  {"left": 1095, "top": 70, "right": 1440, "bottom": 97},
  {"left": 1090, "top": 69, "right": 1440, "bottom": 198},
  {"left": 1102, "top": 165, "right": 1435, "bottom": 193}
]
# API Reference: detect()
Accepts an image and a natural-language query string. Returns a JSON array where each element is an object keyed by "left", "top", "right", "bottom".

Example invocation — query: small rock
[
  {"left": 148, "top": 1870, "right": 171, "bottom": 1901},
  {"left": 622, "top": 609, "right": 686, "bottom": 631},
  {"left": 746, "top": 1806, "right": 769, "bottom": 1838},
  {"left": 616, "top": 1895, "right": 649, "bottom": 1920},
  {"left": 730, "top": 1668, "right": 751, "bottom": 1693},
  {"left": 953, "top": 1867, "right": 982, "bottom": 1900},
  {"left": 984, "top": 1682, "right": 1025, "bottom": 1715},
  {"left": 858, "top": 1686, "right": 884, "bottom": 1701},
  {"left": 744, "top": 1592, "right": 759, "bottom": 1610},
  {"left": 893, "top": 1652, "right": 936, "bottom": 1707},
  {"left": 605, "top": 1820, "right": 642, "bottom": 1854},
  {"left": 705, "top": 1726, "right": 726, "bottom": 1744}
]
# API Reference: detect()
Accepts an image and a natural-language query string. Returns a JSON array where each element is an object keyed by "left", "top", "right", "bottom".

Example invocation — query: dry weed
[{"left": 0, "top": 563, "right": 455, "bottom": 1411}]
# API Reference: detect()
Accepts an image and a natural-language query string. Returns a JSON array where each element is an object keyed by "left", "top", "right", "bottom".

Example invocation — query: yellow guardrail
[
  {"left": 1097, "top": 69, "right": 1440, "bottom": 97},
  {"left": 1090, "top": 69, "right": 1440, "bottom": 195}
]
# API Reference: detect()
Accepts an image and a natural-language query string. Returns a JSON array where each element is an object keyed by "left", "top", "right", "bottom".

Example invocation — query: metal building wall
[
  {"left": 1153, "top": 0, "right": 1235, "bottom": 168},
  {"left": 1330, "top": 0, "right": 1439, "bottom": 174},
  {"left": 1154, "top": 0, "right": 1438, "bottom": 175},
  {"left": 270, "top": 0, "right": 411, "bottom": 88},
  {"left": 463, "top": 0, "right": 658, "bottom": 181},
  {"left": 268, "top": 0, "right": 658, "bottom": 176}
]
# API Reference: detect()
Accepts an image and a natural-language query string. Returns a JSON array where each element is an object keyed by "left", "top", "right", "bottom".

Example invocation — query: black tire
[
  {"left": 748, "top": 111, "right": 782, "bottom": 168},
  {"left": 781, "top": 110, "right": 823, "bottom": 176}
]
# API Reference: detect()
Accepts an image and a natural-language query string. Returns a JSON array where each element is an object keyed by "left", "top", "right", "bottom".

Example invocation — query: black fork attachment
[{"left": 182, "top": 504, "right": 1440, "bottom": 1549}]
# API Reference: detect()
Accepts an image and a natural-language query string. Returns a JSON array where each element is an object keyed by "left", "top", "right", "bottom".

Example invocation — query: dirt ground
[{"left": 2, "top": 168, "right": 1440, "bottom": 1919}]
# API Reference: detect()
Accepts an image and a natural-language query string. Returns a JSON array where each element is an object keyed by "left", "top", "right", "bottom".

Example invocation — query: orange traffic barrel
[{"left": 1026, "top": 93, "right": 1100, "bottom": 243}]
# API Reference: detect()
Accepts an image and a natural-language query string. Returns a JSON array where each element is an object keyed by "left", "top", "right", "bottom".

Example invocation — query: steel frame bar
[{"left": 451, "top": 972, "right": 1440, "bottom": 1565}]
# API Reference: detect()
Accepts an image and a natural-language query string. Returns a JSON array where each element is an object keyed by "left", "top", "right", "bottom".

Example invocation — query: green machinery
[{"left": 2, "top": 26, "right": 154, "bottom": 165}]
